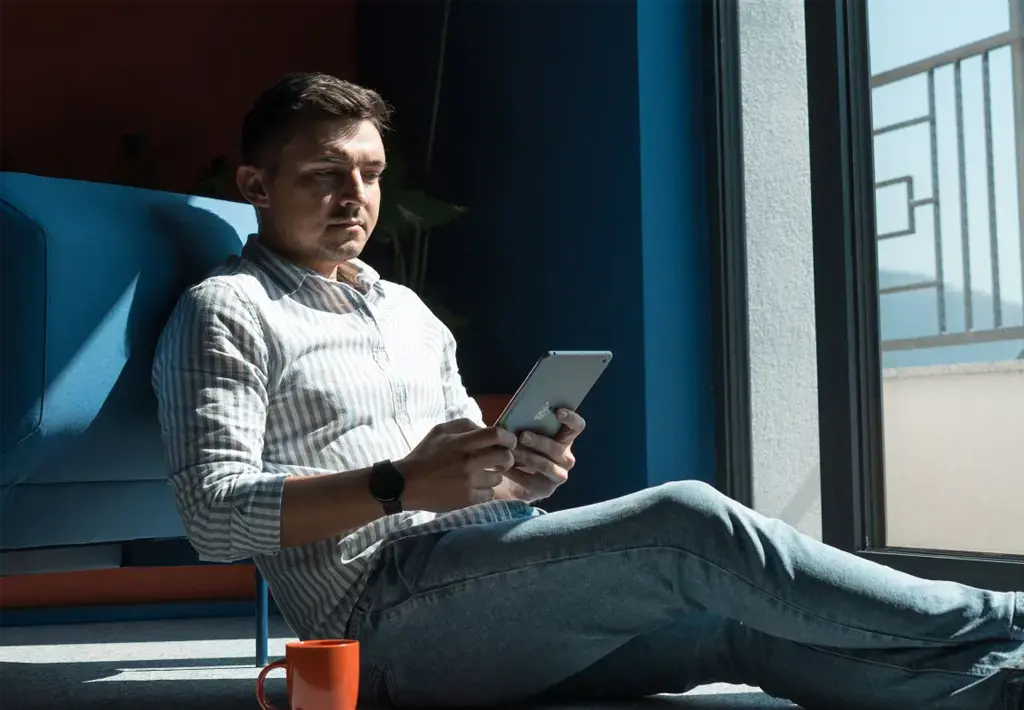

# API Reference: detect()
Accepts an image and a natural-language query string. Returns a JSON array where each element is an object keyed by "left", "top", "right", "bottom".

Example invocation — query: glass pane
[
  {"left": 867, "top": 0, "right": 1024, "bottom": 555},
  {"left": 868, "top": 0, "right": 1010, "bottom": 75}
]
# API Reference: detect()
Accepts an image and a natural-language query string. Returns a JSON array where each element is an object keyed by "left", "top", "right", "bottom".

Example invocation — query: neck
[
  {"left": 254, "top": 233, "right": 363, "bottom": 288},
  {"left": 254, "top": 232, "right": 340, "bottom": 279}
]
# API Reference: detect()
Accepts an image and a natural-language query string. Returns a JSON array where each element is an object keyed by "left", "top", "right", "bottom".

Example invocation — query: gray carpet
[{"left": 0, "top": 617, "right": 795, "bottom": 709}]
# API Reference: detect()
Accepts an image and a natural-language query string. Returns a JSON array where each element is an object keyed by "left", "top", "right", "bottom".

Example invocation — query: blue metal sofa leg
[{"left": 255, "top": 568, "right": 269, "bottom": 667}]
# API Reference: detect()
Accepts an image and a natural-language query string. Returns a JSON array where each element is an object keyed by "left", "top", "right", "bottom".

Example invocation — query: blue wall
[
  {"left": 636, "top": 0, "right": 714, "bottom": 489},
  {"left": 358, "top": 0, "right": 713, "bottom": 508}
]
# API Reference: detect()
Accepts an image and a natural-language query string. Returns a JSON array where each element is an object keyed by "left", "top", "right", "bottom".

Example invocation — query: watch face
[{"left": 371, "top": 461, "right": 405, "bottom": 502}]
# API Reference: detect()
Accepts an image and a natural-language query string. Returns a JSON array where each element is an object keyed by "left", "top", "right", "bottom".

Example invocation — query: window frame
[
  {"left": 804, "top": 0, "right": 1023, "bottom": 591},
  {"left": 704, "top": 0, "right": 753, "bottom": 507}
]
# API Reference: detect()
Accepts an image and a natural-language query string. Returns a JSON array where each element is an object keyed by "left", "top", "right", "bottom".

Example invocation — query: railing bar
[
  {"left": 875, "top": 176, "right": 913, "bottom": 189},
  {"left": 982, "top": 52, "right": 1002, "bottom": 327},
  {"left": 928, "top": 69, "right": 947, "bottom": 333},
  {"left": 872, "top": 176, "right": 922, "bottom": 241},
  {"left": 879, "top": 228, "right": 918, "bottom": 240},
  {"left": 880, "top": 326, "right": 1024, "bottom": 352},
  {"left": 907, "top": 173, "right": 917, "bottom": 235},
  {"left": 1012, "top": 0, "right": 1024, "bottom": 323},
  {"left": 872, "top": 31, "right": 1015, "bottom": 87},
  {"left": 954, "top": 60, "right": 973, "bottom": 331},
  {"left": 879, "top": 280, "right": 940, "bottom": 295},
  {"left": 873, "top": 116, "right": 930, "bottom": 135}
]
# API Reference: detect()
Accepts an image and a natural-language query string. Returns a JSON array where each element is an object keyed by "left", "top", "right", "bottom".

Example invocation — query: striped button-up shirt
[{"left": 153, "top": 238, "right": 533, "bottom": 639}]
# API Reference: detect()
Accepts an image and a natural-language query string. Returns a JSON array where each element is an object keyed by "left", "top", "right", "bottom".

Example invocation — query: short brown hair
[{"left": 241, "top": 73, "right": 391, "bottom": 167}]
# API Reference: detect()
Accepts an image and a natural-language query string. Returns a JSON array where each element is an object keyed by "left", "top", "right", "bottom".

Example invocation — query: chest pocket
[
  {"left": 383, "top": 318, "right": 447, "bottom": 413},
  {"left": 267, "top": 331, "right": 386, "bottom": 450}
]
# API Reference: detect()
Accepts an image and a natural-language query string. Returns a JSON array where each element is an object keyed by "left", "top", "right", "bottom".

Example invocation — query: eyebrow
[{"left": 311, "top": 155, "right": 386, "bottom": 169}]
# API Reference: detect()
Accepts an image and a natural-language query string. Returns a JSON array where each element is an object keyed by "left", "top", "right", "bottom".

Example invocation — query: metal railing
[{"left": 871, "top": 21, "right": 1024, "bottom": 353}]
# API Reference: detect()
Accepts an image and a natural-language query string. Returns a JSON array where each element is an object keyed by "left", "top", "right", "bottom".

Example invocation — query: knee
[
  {"left": 662, "top": 479, "right": 727, "bottom": 505},
  {"left": 640, "top": 479, "right": 733, "bottom": 524}
]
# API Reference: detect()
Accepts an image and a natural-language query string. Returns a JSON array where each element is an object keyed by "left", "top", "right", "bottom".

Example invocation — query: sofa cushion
[{"left": 0, "top": 172, "right": 256, "bottom": 490}]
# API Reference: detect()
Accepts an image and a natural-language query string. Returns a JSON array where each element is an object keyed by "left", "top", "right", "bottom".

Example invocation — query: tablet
[{"left": 494, "top": 350, "right": 613, "bottom": 437}]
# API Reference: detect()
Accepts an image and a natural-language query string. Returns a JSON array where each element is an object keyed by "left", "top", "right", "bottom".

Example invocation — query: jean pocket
[{"left": 386, "top": 530, "right": 448, "bottom": 596}]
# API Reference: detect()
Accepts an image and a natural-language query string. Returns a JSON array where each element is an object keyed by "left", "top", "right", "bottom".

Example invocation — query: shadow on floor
[
  {"left": 0, "top": 617, "right": 292, "bottom": 709},
  {"left": 0, "top": 617, "right": 795, "bottom": 709},
  {"left": 519, "top": 696, "right": 795, "bottom": 710},
  {"left": 0, "top": 616, "right": 289, "bottom": 646},
  {"left": 0, "top": 656, "right": 795, "bottom": 710},
  {"left": 0, "top": 657, "right": 286, "bottom": 710}
]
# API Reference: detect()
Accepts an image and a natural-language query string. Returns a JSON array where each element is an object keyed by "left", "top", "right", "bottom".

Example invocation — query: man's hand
[
  {"left": 398, "top": 418, "right": 518, "bottom": 512},
  {"left": 503, "top": 408, "right": 585, "bottom": 503}
]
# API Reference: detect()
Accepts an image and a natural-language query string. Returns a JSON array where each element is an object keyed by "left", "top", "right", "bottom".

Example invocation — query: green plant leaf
[
  {"left": 369, "top": 143, "right": 471, "bottom": 319},
  {"left": 382, "top": 140, "right": 412, "bottom": 187},
  {"left": 396, "top": 190, "right": 467, "bottom": 230},
  {"left": 374, "top": 197, "right": 405, "bottom": 238}
]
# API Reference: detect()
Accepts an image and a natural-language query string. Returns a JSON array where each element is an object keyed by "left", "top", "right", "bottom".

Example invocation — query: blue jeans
[{"left": 344, "top": 481, "right": 1024, "bottom": 709}]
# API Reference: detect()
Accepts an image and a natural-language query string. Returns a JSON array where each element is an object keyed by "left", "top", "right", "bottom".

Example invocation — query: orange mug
[{"left": 256, "top": 639, "right": 360, "bottom": 710}]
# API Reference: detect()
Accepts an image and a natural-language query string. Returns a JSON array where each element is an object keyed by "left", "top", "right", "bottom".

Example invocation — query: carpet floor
[{"left": 0, "top": 616, "right": 796, "bottom": 709}]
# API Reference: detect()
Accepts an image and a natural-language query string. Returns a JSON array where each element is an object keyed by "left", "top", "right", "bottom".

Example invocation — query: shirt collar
[{"left": 242, "top": 236, "right": 382, "bottom": 297}]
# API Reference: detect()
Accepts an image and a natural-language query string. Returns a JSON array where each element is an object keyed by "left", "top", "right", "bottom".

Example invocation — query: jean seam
[
  {"left": 810, "top": 643, "right": 1021, "bottom": 709},
  {"left": 376, "top": 543, "right": 963, "bottom": 646},
  {"left": 1010, "top": 593, "right": 1024, "bottom": 639},
  {"left": 373, "top": 661, "right": 398, "bottom": 708},
  {"left": 344, "top": 605, "right": 364, "bottom": 641},
  {"left": 805, "top": 643, "right": 1006, "bottom": 679}
]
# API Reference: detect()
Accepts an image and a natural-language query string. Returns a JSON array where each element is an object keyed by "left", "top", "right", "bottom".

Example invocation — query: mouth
[{"left": 329, "top": 220, "right": 363, "bottom": 229}]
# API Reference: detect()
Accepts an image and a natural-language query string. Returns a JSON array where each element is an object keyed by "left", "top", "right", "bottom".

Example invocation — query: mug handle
[{"left": 256, "top": 659, "right": 287, "bottom": 710}]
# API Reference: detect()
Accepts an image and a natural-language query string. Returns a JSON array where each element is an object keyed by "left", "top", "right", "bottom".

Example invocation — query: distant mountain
[{"left": 876, "top": 269, "right": 1024, "bottom": 367}]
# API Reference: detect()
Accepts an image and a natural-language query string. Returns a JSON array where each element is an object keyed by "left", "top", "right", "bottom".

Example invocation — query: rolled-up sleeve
[{"left": 152, "top": 281, "right": 287, "bottom": 562}]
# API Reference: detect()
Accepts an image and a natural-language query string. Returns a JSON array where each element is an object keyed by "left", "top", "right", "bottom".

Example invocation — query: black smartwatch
[{"left": 369, "top": 460, "right": 405, "bottom": 515}]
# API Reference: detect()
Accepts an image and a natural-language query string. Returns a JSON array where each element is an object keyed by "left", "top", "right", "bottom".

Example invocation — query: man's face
[{"left": 237, "top": 118, "right": 386, "bottom": 275}]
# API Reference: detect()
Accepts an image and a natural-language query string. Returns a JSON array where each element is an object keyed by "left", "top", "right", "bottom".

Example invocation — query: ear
[{"left": 236, "top": 165, "right": 271, "bottom": 208}]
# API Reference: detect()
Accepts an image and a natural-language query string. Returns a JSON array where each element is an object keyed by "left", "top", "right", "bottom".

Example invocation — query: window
[{"left": 806, "top": 0, "right": 1023, "bottom": 589}]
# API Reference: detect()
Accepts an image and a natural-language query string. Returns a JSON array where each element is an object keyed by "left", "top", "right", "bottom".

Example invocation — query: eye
[{"left": 363, "top": 171, "right": 382, "bottom": 183}]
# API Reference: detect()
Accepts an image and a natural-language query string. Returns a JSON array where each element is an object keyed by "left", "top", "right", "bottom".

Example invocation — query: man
[{"left": 153, "top": 73, "right": 1022, "bottom": 710}]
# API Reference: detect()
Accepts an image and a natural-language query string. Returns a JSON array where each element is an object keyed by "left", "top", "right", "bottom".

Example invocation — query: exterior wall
[
  {"left": 882, "top": 361, "right": 1024, "bottom": 556},
  {"left": 738, "top": 0, "right": 823, "bottom": 538}
]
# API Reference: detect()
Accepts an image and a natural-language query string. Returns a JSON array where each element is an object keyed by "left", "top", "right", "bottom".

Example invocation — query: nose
[{"left": 340, "top": 169, "right": 368, "bottom": 205}]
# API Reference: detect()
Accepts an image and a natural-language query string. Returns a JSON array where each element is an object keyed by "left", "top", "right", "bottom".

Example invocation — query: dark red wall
[{"left": 0, "top": 0, "right": 357, "bottom": 194}]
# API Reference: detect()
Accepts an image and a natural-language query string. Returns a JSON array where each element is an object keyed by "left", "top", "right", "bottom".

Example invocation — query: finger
[
  {"left": 469, "top": 467, "right": 506, "bottom": 490},
  {"left": 564, "top": 448, "right": 576, "bottom": 471},
  {"left": 469, "top": 487, "right": 495, "bottom": 505},
  {"left": 518, "top": 431, "right": 568, "bottom": 464},
  {"left": 468, "top": 456, "right": 505, "bottom": 489},
  {"left": 437, "top": 417, "right": 482, "bottom": 435},
  {"left": 503, "top": 468, "right": 549, "bottom": 495},
  {"left": 553, "top": 408, "right": 586, "bottom": 444},
  {"left": 470, "top": 447, "right": 515, "bottom": 475},
  {"left": 501, "top": 467, "right": 557, "bottom": 502},
  {"left": 513, "top": 448, "right": 568, "bottom": 484},
  {"left": 458, "top": 426, "right": 517, "bottom": 451}
]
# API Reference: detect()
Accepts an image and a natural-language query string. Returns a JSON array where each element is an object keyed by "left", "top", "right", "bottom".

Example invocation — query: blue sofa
[{"left": 0, "top": 172, "right": 270, "bottom": 664}]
